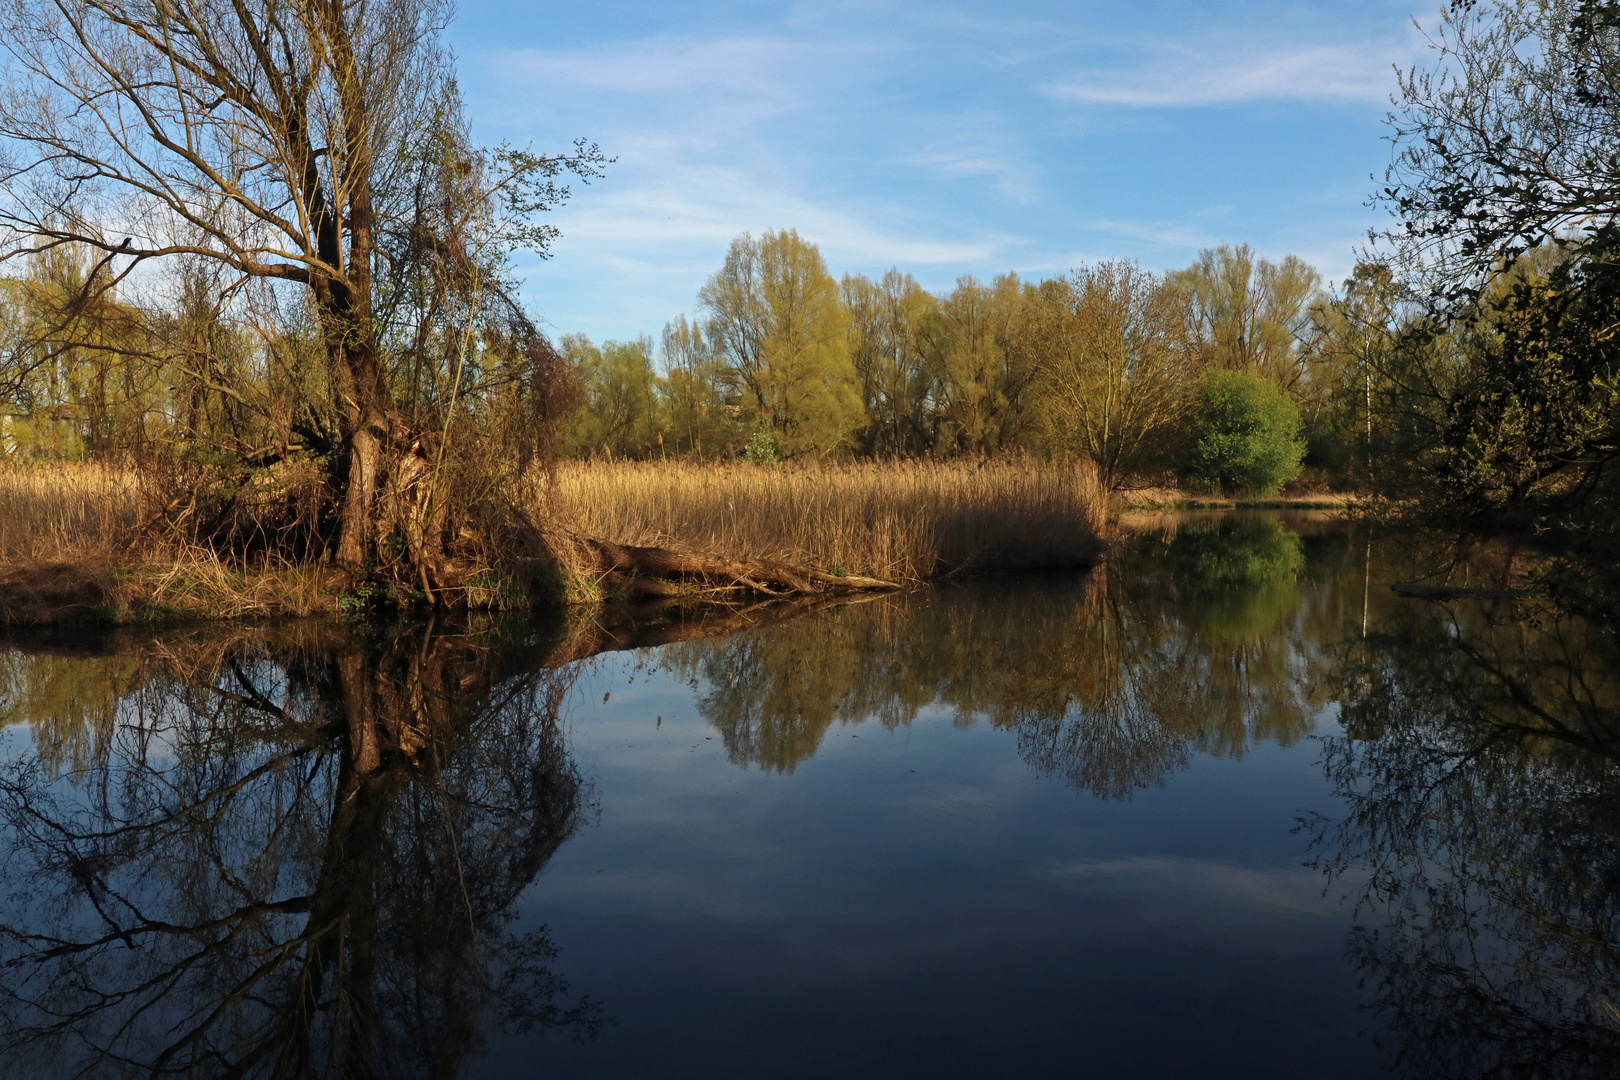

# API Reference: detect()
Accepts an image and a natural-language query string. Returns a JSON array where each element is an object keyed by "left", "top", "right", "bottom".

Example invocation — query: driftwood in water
[
  {"left": 1391, "top": 582, "right": 1535, "bottom": 601},
  {"left": 565, "top": 533, "right": 900, "bottom": 598}
]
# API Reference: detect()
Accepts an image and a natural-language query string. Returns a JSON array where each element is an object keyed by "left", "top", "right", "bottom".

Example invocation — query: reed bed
[
  {"left": 0, "top": 462, "right": 140, "bottom": 561},
  {"left": 539, "top": 458, "right": 1107, "bottom": 582},
  {"left": 0, "top": 462, "right": 341, "bottom": 624},
  {"left": 0, "top": 458, "right": 1107, "bottom": 623}
]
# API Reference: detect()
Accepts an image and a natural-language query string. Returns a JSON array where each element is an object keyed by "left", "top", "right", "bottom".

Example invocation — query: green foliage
[
  {"left": 1179, "top": 370, "right": 1306, "bottom": 495},
  {"left": 1166, "top": 244, "right": 1322, "bottom": 390},
  {"left": 742, "top": 429, "right": 783, "bottom": 465},
  {"left": 1436, "top": 240, "right": 1620, "bottom": 516},
  {"left": 1361, "top": 0, "right": 1620, "bottom": 597},
  {"left": 561, "top": 334, "right": 664, "bottom": 458},
  {"left": 1020, "top": 261, "right": 1191, "bottom": 488},
  {"left": 464, "top": 568, "right": 528, "bottom": 609},
  {"left": 699, "top": 230, "right": 863, "bottom": 457},
  {"left": 659, "top": 315, "right": 740, "bottom": 456},
  {"left": 337, "top": 580, "right": 399, "bottom": 615},
  {"left": 841, "top": 269, "right": 940, "bottom": 455},
  {"left": 1170, "top": 518, "right": 1305, "bottom": 642},
  {"left": 922, "top": 274, "right": 1029, "bottom": 454}
]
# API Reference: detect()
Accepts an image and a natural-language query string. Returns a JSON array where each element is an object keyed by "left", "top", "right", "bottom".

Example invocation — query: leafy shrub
[
  {"left": 1179, "top": 370, "right": 1305, "bottom": 495},
  {"left": 743, "top": 429, "right": 783, "bottom": 466}
]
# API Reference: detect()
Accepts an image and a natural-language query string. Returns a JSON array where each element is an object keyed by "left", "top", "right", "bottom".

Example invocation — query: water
[{"left": 0, "top": 512, "right": 1615, "bottom": 1079}]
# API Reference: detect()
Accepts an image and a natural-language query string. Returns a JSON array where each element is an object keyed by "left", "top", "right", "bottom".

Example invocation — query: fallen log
[{"left": 566, "top": 533, "right": 900, "bottom": 597}]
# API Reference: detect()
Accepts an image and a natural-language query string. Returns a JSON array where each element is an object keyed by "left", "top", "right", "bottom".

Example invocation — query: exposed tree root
[{"left": 563, "top": 533, "right": 901, "bottom": 599}]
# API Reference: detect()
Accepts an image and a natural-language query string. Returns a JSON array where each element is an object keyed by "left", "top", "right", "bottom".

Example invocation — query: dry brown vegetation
[
  {"left": 0, "top": 463, "right": 342, "bottom": 623},
  {"left": 539, "top": 458, "right": 1106, "bottom": 584},
  {"left": 0, "top": 458, "right": 1107, "bottom": 623},
  {"left": 0, "top": 462, "right": 138, "bottom": 562}
]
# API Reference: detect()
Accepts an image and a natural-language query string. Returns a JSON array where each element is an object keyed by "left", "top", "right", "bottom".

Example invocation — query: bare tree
[{"left": 0, "top": 0, "right": 604, "bottom": 584}]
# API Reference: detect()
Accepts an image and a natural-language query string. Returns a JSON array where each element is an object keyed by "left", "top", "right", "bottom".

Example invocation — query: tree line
[
  {"left": 555, "top": 231, "right": 1375, "bottom": 493},
  {"left": 1, "top": 220, "right": 1380, "bottom": 496},
  {"left": 2, "top": 0, "right": 1619, "bottom": 604}
]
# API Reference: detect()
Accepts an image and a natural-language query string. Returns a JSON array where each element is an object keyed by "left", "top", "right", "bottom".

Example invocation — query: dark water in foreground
[{"left": 0, "top": 512, "right": 1617, "bottom": 1079}]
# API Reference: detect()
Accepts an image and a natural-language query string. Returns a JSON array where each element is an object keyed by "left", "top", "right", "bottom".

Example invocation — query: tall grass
[
  {"left": 538, "top": 458, "right": 1106, "bottom": 582},
  {"left": 0, "top": 462, "right": 139, "bottom": 561}
]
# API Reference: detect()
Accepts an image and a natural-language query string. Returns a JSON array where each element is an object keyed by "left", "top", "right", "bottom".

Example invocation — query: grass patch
[{"left": 1118, "top": 484, "right": 1354, "bottom": 511}]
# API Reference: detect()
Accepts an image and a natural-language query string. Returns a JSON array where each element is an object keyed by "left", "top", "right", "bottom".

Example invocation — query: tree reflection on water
[
  {"left": 662, "top": 513, "right": 1339, "bottom": 798},
  {"left": 1312, "top": 591, "right": 1620, "bottom": 1080},
  {"left": 0, "top": 621, "right": 600, "bottom": 1078},
  {"left": 655, "top": 513, "right": 1620, "bottom": 1076},
  {"left": 1, "top": 514, "right": 1618, "bottom": 1078}
]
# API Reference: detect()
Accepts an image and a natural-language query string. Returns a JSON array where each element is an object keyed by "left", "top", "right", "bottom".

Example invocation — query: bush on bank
[{"left": 1179, "top": 370, "right": 1306, "bottom": 496}]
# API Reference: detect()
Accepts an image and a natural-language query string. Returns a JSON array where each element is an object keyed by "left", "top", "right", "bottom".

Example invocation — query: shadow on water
[
  {"left": 0, "top": 619, "right": 603, "bottom": 1078},
  {"left": 1307, "top": 582, "right": 1620, "bottom": 1079},
  {"left": 0, "top": 512, "right": 1617, "bottom": 1077}
]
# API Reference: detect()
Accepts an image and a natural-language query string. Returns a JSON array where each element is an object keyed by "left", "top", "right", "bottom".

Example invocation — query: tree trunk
[{"left": 337, "top": 420, "right": 385, "bottom": 570}]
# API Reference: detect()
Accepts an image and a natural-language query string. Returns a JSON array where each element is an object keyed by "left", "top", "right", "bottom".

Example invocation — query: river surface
[{"left": 0, "top": 512, "right": 1616, "bottom": 1079}]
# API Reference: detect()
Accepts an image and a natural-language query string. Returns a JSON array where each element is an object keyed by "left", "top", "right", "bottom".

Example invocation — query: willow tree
[
  {"left": 1022, "top": 262, "right": 1191, "bottom": 489},
  {"left": 699, "top": 230, "right": 862, "bottom": 457},
  {"left": 1168, "top": 244, "right": 1322, "bottom": 395},
  {"left": 0, "top": 0, "right": 603, "bottom": 588},
  {"left": 922, "top": 274, "right": 1029, "bottom": 455},
  {"left": 841, "top": 268, "right": 938, "bottom": 456},
  {"left": 659, "top": 314, "right": 737, "bottom": 457}
]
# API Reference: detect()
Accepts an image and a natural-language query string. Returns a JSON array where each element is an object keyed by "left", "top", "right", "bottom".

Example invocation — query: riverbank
[
  {"left": 1116, "top": 484, "right": 1354, "bottom": 511},
  {"left": 0, "top": 459, "right": 1107, "bottom": 626}
]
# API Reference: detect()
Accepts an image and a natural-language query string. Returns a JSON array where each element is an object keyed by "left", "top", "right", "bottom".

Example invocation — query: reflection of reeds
[
  {"left": 538, "top": 458, "right": 1106, "bottom": 581},
  {"left": 0, "top": 462, "right": 139, "bottom": 560}
]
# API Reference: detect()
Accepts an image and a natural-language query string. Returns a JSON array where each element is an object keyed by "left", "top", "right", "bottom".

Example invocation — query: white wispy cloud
[
  {"left": 501, "top": 36, "right": 809, "bottom": 94},
  {"left": 455, "top": 3, "right": 1401, "bottom": 339},
  {"left": 1049, "top": 40, "right": 1413, "bottom": 107}
]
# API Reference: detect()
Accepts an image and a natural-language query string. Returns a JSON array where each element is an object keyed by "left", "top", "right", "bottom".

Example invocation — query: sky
[{"left": 445, "top": 0, "right": 1436, "bottom": 346}]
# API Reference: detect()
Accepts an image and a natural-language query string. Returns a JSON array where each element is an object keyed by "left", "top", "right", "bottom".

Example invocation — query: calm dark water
[{"left": 0, "top": 512, "right": 1616, "bottom": 1079}]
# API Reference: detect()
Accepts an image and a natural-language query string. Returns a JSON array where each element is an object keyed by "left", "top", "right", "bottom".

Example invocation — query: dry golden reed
[
  {"left": 537, "top": 458, "right": 1107, "bottom": 582},
  {"left": 0, "top": 461, "right": 139, "bottom": 561},
  {"left": 0, "top": 459, "right": 1106, "bottom": 623},
  {"left": 0, "top": 462, "right": 339, "bottom": 623}
]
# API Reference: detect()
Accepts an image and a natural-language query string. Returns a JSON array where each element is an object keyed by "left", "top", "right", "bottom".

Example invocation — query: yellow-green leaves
[
  {"left": 700, "top": 230, "right": 862, "bottom": 458},
  {"left": 1168, "top": 244, "right": 1322, "bottom": 392},
  {"left": 561, "top": 333, "right": 663, "bottom": 459},
  {"left": 1021, "top": 261, "right": 1191, "bottom": 489}
]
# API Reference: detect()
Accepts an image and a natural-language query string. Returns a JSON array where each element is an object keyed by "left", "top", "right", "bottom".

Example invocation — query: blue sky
[{"left": 446, "top": 1, "right": 1433, "bottom": 345}]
